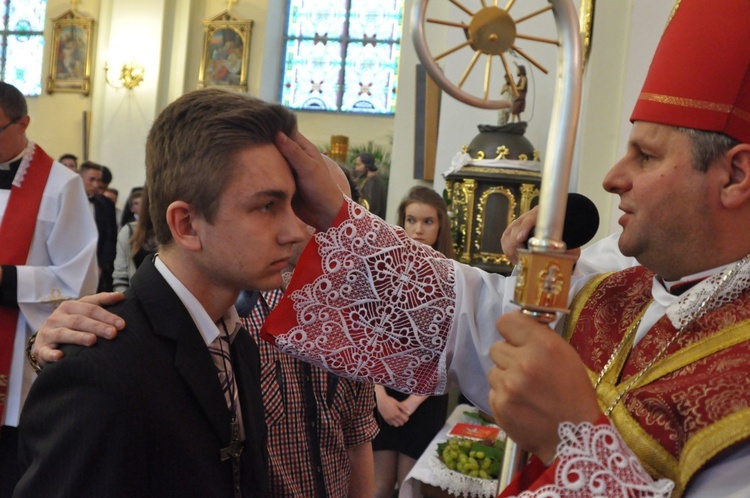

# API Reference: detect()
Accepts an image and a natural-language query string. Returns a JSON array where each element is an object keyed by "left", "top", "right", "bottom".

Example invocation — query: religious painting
[
  {"left": 198, "top": 11, "right": 253, "bottom": 92},
  {"left": 47, "top": 9, "right": 95, "bottom": 95}
]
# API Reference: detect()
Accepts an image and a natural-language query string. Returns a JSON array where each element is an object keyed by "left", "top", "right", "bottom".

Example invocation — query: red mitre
[{"left": 630, "top": 0, "right": 750, "bottom": 144}]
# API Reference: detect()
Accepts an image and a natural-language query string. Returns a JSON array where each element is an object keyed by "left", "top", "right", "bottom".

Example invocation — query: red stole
[{"left": 0, "top": 145, "right": 53, "bottom": 424}]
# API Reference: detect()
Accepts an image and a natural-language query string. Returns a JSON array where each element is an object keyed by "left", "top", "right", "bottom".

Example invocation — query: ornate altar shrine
[{"left": 445, "top": 122, "right": 541, "bottom": 275}]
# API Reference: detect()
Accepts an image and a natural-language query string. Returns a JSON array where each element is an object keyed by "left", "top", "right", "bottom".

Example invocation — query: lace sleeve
[
  {"left": 505, "top": 418, "right": 674, "bottom": 498},
  {"left": 262, "top": 198, "right": 456, "bottom": 395}
]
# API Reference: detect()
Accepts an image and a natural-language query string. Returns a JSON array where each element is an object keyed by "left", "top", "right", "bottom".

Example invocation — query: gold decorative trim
[
  {"left": 519, "top": 183, "right": 539, "bottom": 213},
  {"left": 732, "top": 106, "right": 750, "bottom": 124},
  {"left": 639, "top": 92, "right": 733, "bottom": 113},
  {"left": 629, "top": 320, "right": 750, "bottom": 389},
  {"left": 473, "top": 186, "right": 515, "bottom": 265},
  {"left": 608, "top": 401, "right": 683, "bottom": 496},
  {"left": 562, "top": 272, "right": 613, "bottom": 342},
  {"left": 681, "top": 409, "right": 750, "bottom": 492},
  {"left": 460, "top": 180, "right": 477, "bottom": 264},
  {"left": 667, "top": 0, "right": 681, "bottom": 26},
  {"left": 579, "top": 0, "right": 595, "bottom": 69},
  {"left": 457, "top": 166, "right": 542, "bottom": 177}
]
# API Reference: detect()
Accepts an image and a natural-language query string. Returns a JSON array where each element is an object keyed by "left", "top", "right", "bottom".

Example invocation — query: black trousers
[{"left": 0, "top": 426, "right": 21, "bottom": 498}]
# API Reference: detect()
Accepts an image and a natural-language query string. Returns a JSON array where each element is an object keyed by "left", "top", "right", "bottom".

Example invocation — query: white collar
[
  {"left": 153, "top": 255, "right": 241, "bottom": 346},
  {"left": 652, "top": 258, "right": 750, "bottom": 329}
]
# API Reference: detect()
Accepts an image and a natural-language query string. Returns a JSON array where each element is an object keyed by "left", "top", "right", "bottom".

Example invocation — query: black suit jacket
[
  {"left": 92, "top": 194, "right": 117, "bottom": 291},
  {"left": 15, "top": 256, "right": 268, "bottom": 497}
]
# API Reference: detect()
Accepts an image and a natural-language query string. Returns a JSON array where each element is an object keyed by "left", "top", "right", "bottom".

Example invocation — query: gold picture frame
[
  {"left": 47, "top": 9, "right": 95, "bottom": 95},
  {"left": 198, "top": 11, "right": 253, "bottom": 92}
]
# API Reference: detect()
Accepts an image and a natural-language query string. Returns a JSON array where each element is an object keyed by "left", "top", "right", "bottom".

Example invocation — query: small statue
[
  {"left": 510, "top": 65, "right": 527, "bottom": 123},
  {"left": 499, "top": 74, "right": 513, "bottom": 125}
]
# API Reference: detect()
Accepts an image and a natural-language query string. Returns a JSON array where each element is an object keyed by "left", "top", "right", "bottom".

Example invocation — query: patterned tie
[
  {"left": 209, "top": 320, "right": 243, "bottom": 437},
  {"left": 212, "top": 320, "right": 245, "bottom": 496}
]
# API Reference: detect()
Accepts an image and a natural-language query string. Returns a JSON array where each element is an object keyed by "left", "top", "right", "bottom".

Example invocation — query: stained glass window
[
  {"left": 1, "top": 1, "right": 47, "bottom": 97},
  {"left": 281, "top": 0, "right": 403, "bottom": 114}
]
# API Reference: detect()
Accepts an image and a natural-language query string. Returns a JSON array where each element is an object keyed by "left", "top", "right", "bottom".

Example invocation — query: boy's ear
[{"left": 166, "top": 201, "right": 202, "bottom": 252}]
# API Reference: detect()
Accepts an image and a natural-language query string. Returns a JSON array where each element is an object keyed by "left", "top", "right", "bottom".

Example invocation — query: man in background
[
  {"left": 57, "top": 153, "right": 77, "bottom": 172},
  {"left": 79, "top": 161, "right": 117, "bottom": 292},
  {"left": 0, "top": 82, "right": 97, "bottom": 498},
  {"left": 103, "top": 187, "right": 122, "bottom": 228},
  {"left": 98, "top": 165, "right": 113, "bottom": 195},
  {"left": 354, "top": 152, "right": 386, "bottom": 218}
]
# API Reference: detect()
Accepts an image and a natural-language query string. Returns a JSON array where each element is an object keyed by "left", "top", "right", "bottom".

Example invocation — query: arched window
[
  {"left": 281, "top": 1, "right": 404, "bottom": 115},
  {"left": 1, "top": 1, "right": 47, "bottom": 96}
]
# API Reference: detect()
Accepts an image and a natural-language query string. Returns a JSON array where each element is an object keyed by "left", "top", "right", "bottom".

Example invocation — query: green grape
[{"left": 438, "top": 436, "right": 505, "bottom": 480}]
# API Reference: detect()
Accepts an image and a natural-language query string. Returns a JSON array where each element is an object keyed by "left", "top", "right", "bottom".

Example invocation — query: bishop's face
[{"left": 602, "top": 121, "right": 723, "bottom": 280}]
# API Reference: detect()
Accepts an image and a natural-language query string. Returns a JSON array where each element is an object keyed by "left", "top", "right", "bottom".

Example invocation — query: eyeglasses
[{"left": 0, "top": 118, "right": 19, "bottom": 134}]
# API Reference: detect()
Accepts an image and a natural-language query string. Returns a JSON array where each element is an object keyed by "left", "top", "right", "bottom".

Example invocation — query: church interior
[{"left": 27, "top": 0, "right": 673, "bottom": 243}]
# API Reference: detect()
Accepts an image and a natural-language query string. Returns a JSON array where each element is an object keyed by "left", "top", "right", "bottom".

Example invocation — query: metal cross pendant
[{"left": 220, "top": 415, "right": 244, "bottom": 498}]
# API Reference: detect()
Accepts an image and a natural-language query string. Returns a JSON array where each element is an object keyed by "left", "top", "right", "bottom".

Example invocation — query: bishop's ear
[
  {"left": 166, "top": 201, "right": 202, "bottom": 252},
  {"left": 721, "top": 144, "right": 750, "bottom": 209}
]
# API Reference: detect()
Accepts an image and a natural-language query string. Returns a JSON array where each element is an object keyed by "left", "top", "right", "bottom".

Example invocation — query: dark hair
[
  {"left": 79, "top": 160, "right": 102, "bottom": 173},
  {"left": 101, "top": 166, "right": 113, "bottom": 184},
  {"left": 397, "top": 186, "right": 455, "bottom": 259},
  {"left": 145, "top": 88, "right": 297, "bottom": 246},
  {"left": 338, "top": 164, "right": 359, "bottom": 202},
  {"left": 0, "top": 82, "right": 27, "bottom": 120},
  {"left": 59, "top": 153, "right": 78, "bottom": 163},
  {"left": 677, "top": 127, "right": 741, "bottom": 173},
  {"left": 358, "top": 153, "right": 377, "bottom": 172},
  {"left": 105, "top": 187, "right": 119, "bottom": 197}
]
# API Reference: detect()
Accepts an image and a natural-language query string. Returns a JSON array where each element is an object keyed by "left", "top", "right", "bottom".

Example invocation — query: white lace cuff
[
  {"left": 269, "top": 198, "right": 456, "bottom": 395},
  {"left": 513, "top": 420, "right": 674, "bottom": 497}
]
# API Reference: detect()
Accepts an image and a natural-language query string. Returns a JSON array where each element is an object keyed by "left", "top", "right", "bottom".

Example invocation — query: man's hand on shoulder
[{"left": 32, "top": 292, "right": 126, "bottom": 368}]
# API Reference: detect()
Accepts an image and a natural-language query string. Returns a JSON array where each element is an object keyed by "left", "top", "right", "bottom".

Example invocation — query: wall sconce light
[{"left": 104, "top": 61, "right": 145, "bottom": 90}]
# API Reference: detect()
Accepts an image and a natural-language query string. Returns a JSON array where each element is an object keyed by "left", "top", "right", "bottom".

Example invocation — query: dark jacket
[
  {"left": 15, "top": 256, "right": 269, "bottom": 497},
  {"left": 92, "top": 195, "right": 118, "bottom": 291}
]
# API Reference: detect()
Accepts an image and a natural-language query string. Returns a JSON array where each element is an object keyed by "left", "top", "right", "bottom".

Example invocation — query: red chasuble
[{"left": 562, "top": 267, "right": 750, "bottom": 496}]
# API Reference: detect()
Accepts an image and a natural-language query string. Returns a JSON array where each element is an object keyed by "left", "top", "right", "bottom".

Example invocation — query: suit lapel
[{"left": 130, "top": 256, "right": 233, "bottom": 443}]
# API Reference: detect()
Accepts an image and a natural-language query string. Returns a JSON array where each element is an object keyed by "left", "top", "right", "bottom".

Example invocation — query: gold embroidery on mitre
[
  {"left": 639, "top": 92, "right": 733, "bottom": 113},
  {"left": 667, "top": 0, "right": 681, "bottom": 26},
  {"left": 732, "top": 106, "right": 750, "bottom": 125},
  {"left": 0, "top": 373, "right": 7, "bottom": 387}
]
